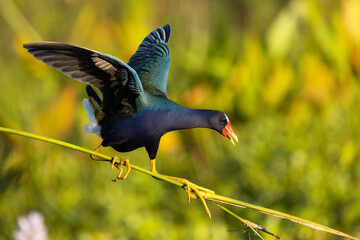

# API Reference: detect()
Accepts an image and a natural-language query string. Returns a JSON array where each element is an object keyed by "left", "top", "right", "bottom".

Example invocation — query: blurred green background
[{"left": 1, "top": 0, "right": 360, "bottom": 239}]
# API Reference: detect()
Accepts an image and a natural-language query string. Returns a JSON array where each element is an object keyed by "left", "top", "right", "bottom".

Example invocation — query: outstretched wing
[
  {"left": 23, "top": 42, "right": 145, "bottom": 116},
  {"left": 128, "top": 24, "right": 171, "bottom": 96}
]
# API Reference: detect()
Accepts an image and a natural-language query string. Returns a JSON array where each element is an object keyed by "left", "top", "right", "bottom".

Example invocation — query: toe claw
[
  {"left": 110, "top": 158, "right": 116, "bottom": 170},
  {"left": 183, "top": 184, "right": 191, "bottom": 204},
  {"left": 190, "top": 185, "right": 211, "bottom": 219},
  {"left": 111, "top": 163, "right": 124, "bottom": 182}
]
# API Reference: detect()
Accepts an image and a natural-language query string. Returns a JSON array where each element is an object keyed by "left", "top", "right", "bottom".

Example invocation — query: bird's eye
[{"left": 220, "top": 118, "right": 226, "bottom": 124}]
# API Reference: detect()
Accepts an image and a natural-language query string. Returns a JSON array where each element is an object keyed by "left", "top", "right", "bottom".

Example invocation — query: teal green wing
[{"left": 127, "top": 24, "right": 171, "bottom": 97}]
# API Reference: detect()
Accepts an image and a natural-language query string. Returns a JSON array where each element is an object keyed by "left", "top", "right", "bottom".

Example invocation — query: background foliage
[{"left": 1, "top": 0, "right": 360, "bottom": 239}]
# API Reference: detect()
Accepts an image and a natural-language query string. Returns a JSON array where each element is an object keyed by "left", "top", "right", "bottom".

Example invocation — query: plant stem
[
  {"left": 0, "top": 127, "right": 182, "bottom": 187},
  {"left": 206, "top": 194, "right": 357, "bottom": 239},
  {"left": 0, "top": 126, "right": 358, "bottom": 240},
  {"left": 215, "top": 203, "right": 266, "bottom": 240}
]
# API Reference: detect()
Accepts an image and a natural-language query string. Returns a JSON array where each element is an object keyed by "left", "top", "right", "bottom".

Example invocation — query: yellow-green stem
[{"left": 0, "top": 126, "right": 358, "bottom": 240}]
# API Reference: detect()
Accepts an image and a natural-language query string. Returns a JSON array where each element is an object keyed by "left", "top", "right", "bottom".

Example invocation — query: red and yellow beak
[{"left": 222, "top": 122, "right": 238, "bottom": 145}]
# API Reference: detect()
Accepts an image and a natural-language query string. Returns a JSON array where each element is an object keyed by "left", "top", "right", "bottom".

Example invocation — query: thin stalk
[
  {"left": 0, "top": 126, "right": 358, "bottom": 240},
  {"left": 0, "top": 127, "right": 182, "bottom": 187},
  {"left": 215, "top": 203, "right": 265, "bottom": 240},
  {"left": 207, "top": 194, "right": 358, "bottom": 239}
]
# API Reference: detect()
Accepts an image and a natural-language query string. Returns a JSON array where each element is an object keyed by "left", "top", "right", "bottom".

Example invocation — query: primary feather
[{"left": 23, "top": 42, "right": 145, "bottom": 118}]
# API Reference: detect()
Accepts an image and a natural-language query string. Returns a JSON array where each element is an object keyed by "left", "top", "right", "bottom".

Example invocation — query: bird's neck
[{"left": 165, "top": 107, "right": 214, "bottom": 132}]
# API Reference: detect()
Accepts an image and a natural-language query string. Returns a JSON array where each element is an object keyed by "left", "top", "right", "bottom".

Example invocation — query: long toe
[
  {"left": 111, "top": 157, "right": 131, "bottom": 181},
  {"left": 157, "top": 174, "right": 214, "bottom": 218},
  {"left": 182, "top": 180, "right": 212, "bottom": 219}
]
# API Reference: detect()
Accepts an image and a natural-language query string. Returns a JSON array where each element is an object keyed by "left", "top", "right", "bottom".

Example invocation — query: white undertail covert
[{"left": 82, "top": 99, "right": 101, "bottom": 137}]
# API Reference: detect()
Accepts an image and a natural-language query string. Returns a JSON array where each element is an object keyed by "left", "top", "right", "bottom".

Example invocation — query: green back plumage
[{"left": 128, "top": 24, "right": 171, "bottom": 97}]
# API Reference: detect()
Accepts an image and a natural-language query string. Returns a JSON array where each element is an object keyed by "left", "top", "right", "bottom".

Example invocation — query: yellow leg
[
  {"left": 90, "top": 144, "right": 104, "bottom": 161},
  {"left": 150, "top": 159, "right": 214, "bottom": 218},
  {"left": 150, "top": 158, "right": 158, "bottom": 174},
  {"left": 90, "top": 144, "right": 131, "bottom": 181}
]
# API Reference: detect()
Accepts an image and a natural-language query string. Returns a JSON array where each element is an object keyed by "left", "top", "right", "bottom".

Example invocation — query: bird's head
[{"left": 209, "top": 111, "right": 238, "bottom": 145}]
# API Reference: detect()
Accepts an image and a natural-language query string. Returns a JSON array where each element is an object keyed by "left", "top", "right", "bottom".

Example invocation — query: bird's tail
[{"left": 82, "top": 85, "right": 103, "bottom": 137}]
